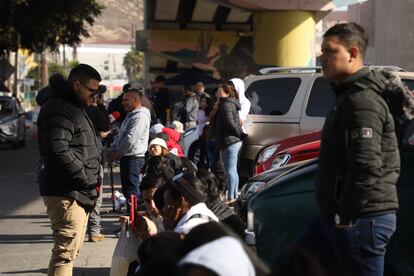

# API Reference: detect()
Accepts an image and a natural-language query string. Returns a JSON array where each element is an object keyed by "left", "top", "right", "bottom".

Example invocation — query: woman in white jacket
[{"left": 230, "top": 78, "right": 251, "bottom": 133}]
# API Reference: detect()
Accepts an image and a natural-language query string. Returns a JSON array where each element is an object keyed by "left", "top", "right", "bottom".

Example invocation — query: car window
[
  {"left": 245, "top": 78, "right": 301, "bottom": 115},
  {"left": 306, "top": 77, "right": 335, "bottom": 117},
  {"left": 402, "top": 79, "right": 414, "bottom": 91},
  {"left": 0, "top": 99, "right": 13, "bottom": 114}
]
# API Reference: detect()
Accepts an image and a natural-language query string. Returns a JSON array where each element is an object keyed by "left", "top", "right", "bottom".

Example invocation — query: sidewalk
[{"left": 0, "top": 166, "right": 123, "bottom": 276}]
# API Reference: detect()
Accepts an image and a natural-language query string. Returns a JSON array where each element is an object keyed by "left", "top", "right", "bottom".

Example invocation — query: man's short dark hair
[
  {"left": 122, "top": 83, "right": 131, "bottom": 92},
  {"left": 154, "top": 75, "right": 166, "bottom": 83},
  {"left": 323, "top": 22, "right": 369, "bottom": 57},
  {"left": 68, "top": 64, "right": 101, "bottom": 83},
  {"left": 125, "top": 88, "right": 143, "bottom": 97},
  {"left": 183, "top": 85, "right": 192, "bottom": 92}
]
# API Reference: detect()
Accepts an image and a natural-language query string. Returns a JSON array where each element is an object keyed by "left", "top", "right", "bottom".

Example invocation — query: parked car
[
  {"left": 0, "top": 94, "right": 25, "bottom": 148},
  {"left": 248, "top": 146, "right": 414, "bottom": 275},
  {"left": 183, "top": 126, "right": 199, "bottom": 163},
  {"left": 239, "top": 66, "right": 414, "bottom": 181},
  {"left": 255, "top": 131, "right": 321, "bottom": 175},
  {"left": 235, "top": 159, "right": 316, "bottom": 223}
]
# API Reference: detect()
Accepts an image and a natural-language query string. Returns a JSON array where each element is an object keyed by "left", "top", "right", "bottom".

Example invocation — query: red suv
[{"left": 255, "top": 131, "right": 321, "bottom": 175}]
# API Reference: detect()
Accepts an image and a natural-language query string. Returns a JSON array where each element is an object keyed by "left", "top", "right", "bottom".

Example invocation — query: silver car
[{"left": 0, "top": 95, "right": 25, "bottom": 148}]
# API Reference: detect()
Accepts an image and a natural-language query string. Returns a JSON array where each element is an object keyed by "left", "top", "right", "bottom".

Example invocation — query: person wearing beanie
[
  {"left": 162, "top": 173, "right": 218, "bottom": 234},
  {"left": 148, "top": 138, "right": 169, "bottom": 157},
  {"left": 170, "top": 120, "right": 185, "bottom": 152}
]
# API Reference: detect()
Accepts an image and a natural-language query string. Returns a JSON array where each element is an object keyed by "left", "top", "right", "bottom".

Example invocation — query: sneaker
[{"left": 88, "top": 233, "right": 105, "bottom": 242}]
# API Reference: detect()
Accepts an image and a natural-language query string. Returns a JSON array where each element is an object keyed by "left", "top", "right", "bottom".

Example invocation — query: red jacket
[{"left": 162, "top": 128, "right": 183, "bottom": 157}]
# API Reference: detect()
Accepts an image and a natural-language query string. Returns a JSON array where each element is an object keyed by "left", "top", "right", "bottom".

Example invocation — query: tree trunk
[
  {"left": 72, "top": 45, "right": 78, "bottom": 61},
  {"left": 7, "top": 51, "right": 12, "bottom": 92},
  {"left": 40, "top": 50, "right": 48, "bottom": 88},
  {"left": 13, "top": 51, "right": 18, "bottom": 97},
  {"left": 62, "top": 44, "right": 66, "bottom": 71}
]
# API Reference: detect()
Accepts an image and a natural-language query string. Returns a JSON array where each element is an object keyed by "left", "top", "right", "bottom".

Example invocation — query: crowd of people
[
  {"left": 35, "top": 21, "right": 403, "bottom": 276},
  {"left": 35, "top": 59, "right": 257, "bottom": 275}
]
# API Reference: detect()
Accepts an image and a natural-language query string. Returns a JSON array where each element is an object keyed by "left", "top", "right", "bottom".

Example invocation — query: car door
[
  {"left": 299, "top": 76, "right": 335, "bottom": 135},
  {"left": 241, "top": 74, "right": 311, "bottom": 173}
]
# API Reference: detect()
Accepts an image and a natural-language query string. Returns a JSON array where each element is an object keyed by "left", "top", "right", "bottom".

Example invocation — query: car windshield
[{"left": 0, "top": 99, "right": 13, "bottom": 114}]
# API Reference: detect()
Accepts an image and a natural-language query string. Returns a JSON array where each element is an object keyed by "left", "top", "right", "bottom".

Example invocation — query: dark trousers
[
  {"left": 120, "top": 156, "right": 145, "bottom": 212},
  {"left": 272, "top": 213, "right": 397, "bottom": 276},
  {"left": 197, "top": 136, "right": 209, "bottom": 169}
]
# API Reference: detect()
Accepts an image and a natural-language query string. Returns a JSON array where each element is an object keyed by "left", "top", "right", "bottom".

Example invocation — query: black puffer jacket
[
  {"left": 213, "top": 97, "right": 243, "bottom": 150},
  {"left": 36, "top": 74, "right": 100, "bottom": 210},
  {"left": 316, "top": 68, "right": 400, "bottom": 221}
]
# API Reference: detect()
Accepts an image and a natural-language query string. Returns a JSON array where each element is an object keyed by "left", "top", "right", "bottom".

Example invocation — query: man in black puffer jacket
[
  {"left": 36, "top": 64, "right": 102, "bottom": 275},
  {"left": 273, "top": 23, "right": 400, "bottom": 276}
]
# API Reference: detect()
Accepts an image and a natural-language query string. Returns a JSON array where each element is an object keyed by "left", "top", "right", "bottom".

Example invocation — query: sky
[{"left": 334, "top": 0, "right": 368, "bottom": 11}]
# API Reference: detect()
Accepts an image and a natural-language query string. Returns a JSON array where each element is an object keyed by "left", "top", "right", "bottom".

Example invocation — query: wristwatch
[{"left": 334, "top": 214, "right": 352, "bottom": 227}]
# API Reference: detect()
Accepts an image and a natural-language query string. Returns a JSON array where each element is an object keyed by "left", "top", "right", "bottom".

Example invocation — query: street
[{"left": 0, "top": 134, "right": 119, "bottom": 276}]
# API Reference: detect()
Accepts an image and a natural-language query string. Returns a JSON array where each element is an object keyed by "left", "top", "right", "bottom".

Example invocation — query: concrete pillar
[{"left": 253, "top": 10, "right": 316, "bottom": 67}]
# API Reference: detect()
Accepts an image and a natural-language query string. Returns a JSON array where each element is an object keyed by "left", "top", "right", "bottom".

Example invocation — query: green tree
[
  {"left": 27, "top": 62, "right": 67, "bottom": 90},
  {"left": 123, "top": 48, "right": 143, "bottom": 82},
  {"left": 0, "top": 0, "right": 103, "bottom": 54},
  {"left": 68, "top": 60, "right": 80, "bottom": 70}
]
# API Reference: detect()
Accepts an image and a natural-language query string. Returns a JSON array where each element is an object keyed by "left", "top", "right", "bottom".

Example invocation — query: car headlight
[
  {"left": 244, "top": 181, "right": 266, "bottom": 199},
  {"left": 257, "top": 144, "right": 279, "bottom": 163},
  {"left": 271, "top": 154, "right": 291, "bottom": 169},
  {"left": 0, "top": 119, "right": 18, "bottom": 136}
]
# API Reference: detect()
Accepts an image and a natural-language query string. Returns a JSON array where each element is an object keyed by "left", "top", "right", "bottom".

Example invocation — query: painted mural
[{"left": 137, "top": 29, "right": 257, "bottom": 79}]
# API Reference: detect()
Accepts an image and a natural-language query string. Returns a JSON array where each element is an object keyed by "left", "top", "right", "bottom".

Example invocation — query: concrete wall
[
  {"left": 374, "top": 0, "right": 414, "bottom": 70},
  {"left": 349, "top": 0, "right": 414, "bottom": 71}
]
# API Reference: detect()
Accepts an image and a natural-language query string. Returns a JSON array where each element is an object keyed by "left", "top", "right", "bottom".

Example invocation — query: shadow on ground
[{"left": 1, "top": 267, "right": 110, "bottom": 275}]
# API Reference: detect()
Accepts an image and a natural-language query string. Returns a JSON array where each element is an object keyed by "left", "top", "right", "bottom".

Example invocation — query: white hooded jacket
[
  {"left": 230, "top": 78, "right": 251, "bottom": 132},
  {"left": 230, "top": 78, "right": 251, "bottom": 122}
]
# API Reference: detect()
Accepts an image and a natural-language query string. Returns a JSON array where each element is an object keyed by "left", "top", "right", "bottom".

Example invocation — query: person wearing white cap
[
  {"left": 178, "top": 222, "right": 270, "bottom": 276},
  {"left": 148, "top": 138, "right": 169, "bottom": 157},
  {"left": 149, "top": 123, "right": 164, "bottom": 135},
  {"left": 171, "top": 120, "right": 185, "bottom": 134},
  {"left": 180, "top": 236, "right": 255, "bottom": 276}
]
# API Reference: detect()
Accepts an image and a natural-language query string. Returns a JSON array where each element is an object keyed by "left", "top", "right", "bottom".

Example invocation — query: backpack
[{"left": 355, "top": 70, "right": 414, "bottom": 150}]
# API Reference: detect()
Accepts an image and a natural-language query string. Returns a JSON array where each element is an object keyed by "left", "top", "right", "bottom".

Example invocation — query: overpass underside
[{"left": 138, "top": 0, "right": 362, "bottom": 80}]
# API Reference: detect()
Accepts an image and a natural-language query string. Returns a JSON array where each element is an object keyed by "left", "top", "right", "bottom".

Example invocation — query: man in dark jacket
[
  {"left": 36, "top": 64, "right": 102, "bottom": 275},
  {"left": 152, "top": 75, "right": 171, "bottom": 125},
  {"left": 274, "top": 23, "right": 400, "bottom": 276}
]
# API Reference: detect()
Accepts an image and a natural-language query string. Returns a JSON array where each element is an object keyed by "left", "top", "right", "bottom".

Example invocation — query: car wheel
[{"left": 188, "top": 141, "right": 200, "bottom": 166}]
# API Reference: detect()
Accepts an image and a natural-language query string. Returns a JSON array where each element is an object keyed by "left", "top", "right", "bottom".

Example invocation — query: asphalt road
[{"left": 0, "top": 134, "right": 121, "bottom": 276}]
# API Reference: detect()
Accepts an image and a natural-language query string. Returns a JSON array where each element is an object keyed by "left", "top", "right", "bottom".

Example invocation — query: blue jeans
[
  {"left": 120, "top": 156, "right": 145, "bottom": 211},
  {"left": 220, "top": 141, "right": 242, "bottom": 200},
  {"left": 273, "top": 213, "right": 397, "bottom": 276}
]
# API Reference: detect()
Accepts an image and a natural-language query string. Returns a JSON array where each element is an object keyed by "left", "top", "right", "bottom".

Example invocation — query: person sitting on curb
[{"left": 162, "top": 172, "right": 218, "bottom": 234}]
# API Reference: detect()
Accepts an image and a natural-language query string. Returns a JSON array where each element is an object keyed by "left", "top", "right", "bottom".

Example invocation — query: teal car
[{"left": 249, "top": 150, "right": 414, "bottom": 275}]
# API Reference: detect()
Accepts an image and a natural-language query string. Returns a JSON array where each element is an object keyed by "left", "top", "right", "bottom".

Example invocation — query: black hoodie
[
  {"left": 213, "top": 97, "right": 243, "bottom": 150},
  {"left": 36, "top": 74, "right": 100, "bottom": 211}
]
